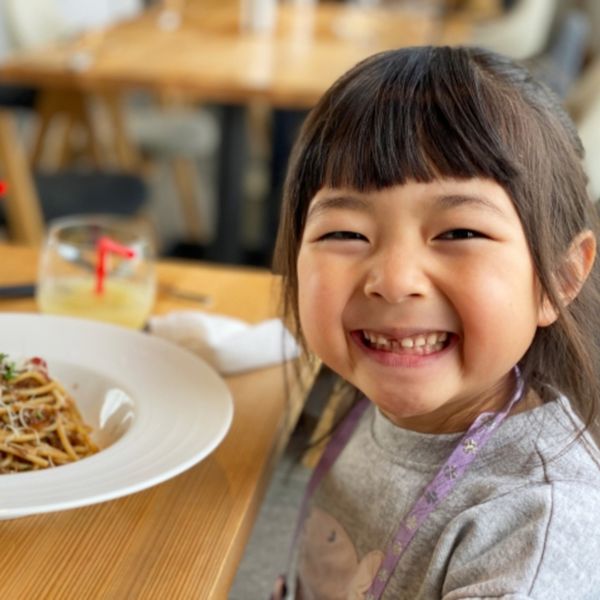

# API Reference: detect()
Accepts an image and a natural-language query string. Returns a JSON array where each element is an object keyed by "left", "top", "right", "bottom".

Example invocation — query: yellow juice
[{"left": 37, "top": 277, "right": 155, "bottom": 329}]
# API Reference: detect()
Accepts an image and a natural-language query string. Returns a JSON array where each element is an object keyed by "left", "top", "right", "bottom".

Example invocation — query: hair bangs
[{"left": 309, "top": 47, "right": 523, "bottom": 194}]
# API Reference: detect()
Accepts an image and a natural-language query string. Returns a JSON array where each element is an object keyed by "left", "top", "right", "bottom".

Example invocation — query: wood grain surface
[{"left": 0, "top": 244, "right": 312, "bottom": 599}]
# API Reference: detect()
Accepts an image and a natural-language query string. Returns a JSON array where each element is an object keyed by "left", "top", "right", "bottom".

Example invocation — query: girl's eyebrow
[
  {"left": 435, "top": 193, "right": 508, "bottom": 218},
  {"left": 306, "top": 191, "right": 510, "bottom": 221},
  {"left": 307, "top": 194, "right": 373, "bottom": 220}
]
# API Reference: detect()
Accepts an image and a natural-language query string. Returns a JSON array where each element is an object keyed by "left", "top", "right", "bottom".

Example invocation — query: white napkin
[{"left": 148, "top": 311, "right": 300, "bottom": 375}]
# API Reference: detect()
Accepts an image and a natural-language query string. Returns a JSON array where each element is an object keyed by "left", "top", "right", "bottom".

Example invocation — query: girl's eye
[
  {"left": 319, "top": 231, "right": 367, "bottom": 241},
  {"left": 437, "top": 229, "right": 485, "bottom": 240}
]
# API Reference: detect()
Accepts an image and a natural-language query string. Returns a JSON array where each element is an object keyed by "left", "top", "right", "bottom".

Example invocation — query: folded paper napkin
[{"left": 148, "top": 311, "right": 300, "bottom": 375}]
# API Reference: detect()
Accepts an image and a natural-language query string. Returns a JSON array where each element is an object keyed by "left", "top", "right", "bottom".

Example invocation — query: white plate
[{"left": 0, "top": 313, "right": 233, "bottom": 519}]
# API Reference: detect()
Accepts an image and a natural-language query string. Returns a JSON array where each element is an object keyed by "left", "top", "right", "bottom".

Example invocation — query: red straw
[
  {"left": 95, "top": 236, "right": 136, "bottom": 294},
  {"left": 0, "top": 180, "right": 8, "bottom": 196}
]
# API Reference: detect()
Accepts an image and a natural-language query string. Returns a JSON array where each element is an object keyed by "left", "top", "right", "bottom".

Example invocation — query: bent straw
[{"left": 95, "top": 236, "right": 136, "bottom": 294}]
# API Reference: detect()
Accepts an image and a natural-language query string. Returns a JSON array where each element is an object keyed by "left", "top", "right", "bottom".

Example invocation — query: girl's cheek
[
  {"left": 298, "top": 267, "right": 337, "bottom": 345},
  {"left": 299, "top": 275, "right": 327, "bottom": 327},
  {"left": 298, "top": 252, "right": 325, "bottom": 299},
  {"left": 298, "top": 298, "right": 325, "bottom": 359},
  {"left": 298, "top": 261, "right": 318, "bottom": 322}
]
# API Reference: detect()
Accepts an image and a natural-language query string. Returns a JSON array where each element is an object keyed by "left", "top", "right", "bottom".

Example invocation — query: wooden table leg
[
  {"left": 171, "top": 156, "right": 204, "bottom": 241},
  {"left": 211, "top": 103, "right": 247, "bottom": 264},
  {"left": 0, "top": 110, "right": 44, "bottom": 245}
]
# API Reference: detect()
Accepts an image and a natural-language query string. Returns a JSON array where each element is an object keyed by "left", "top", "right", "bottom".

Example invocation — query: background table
[
  {"left": 0, "top": 244, "right": 312, "bottom": 599},
  {"left": 0, "top": 2, "right": 474, "bottom": 263}
]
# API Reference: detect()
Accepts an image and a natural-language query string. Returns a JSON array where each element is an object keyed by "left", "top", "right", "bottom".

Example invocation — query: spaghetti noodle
[{"left": 0, "top": 354, "right": 98, "bottom": 474}]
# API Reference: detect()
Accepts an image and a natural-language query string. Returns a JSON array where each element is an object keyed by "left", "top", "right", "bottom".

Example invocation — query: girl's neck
[{"left": 381, "top": 382, "right": 541, "bottom": 435}]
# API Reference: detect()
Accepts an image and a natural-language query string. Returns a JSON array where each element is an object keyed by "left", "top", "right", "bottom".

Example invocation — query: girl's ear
[{"left": 537, "top": 230, "right": 597, "bottom": 327}]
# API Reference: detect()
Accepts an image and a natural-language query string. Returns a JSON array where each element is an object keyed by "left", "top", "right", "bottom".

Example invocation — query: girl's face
[{"left": 297, "top": 178, "right": 550, "bottom": 433}]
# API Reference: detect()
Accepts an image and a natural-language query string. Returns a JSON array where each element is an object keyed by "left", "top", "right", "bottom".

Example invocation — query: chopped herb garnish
[{"left": 3, "top": 361, "right": 16, "bottom": 381}]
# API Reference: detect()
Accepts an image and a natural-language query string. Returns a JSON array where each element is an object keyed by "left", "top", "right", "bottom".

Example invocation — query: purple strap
[
  {"left": 270, "top": 397, "right": 370, "bottom": 600},
  {"left": 366, "top": 367, "right": 524, "bottom": 598},
  {"left": 271, "top": 367, "right": 524, "bottom": 600}
]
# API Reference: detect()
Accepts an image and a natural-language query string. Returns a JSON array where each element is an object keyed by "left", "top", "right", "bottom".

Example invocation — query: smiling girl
[{"left": 272, "top": 46, "right": 600, "bottom": 599}]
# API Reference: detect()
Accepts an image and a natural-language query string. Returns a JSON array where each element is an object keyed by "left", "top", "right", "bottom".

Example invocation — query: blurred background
[
  {"left": 0, "top": 0, "right": 598, "bottom": 272},
  {"left": 0, "top": 2, "right": 597, "bottom": 597}
]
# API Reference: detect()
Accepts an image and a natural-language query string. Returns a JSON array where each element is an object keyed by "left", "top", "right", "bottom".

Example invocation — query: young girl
[{"left": 272, "top": 46, "right": 600, "bottom": 599}]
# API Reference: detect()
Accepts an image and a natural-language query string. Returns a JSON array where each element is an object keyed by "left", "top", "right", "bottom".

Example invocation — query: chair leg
[
  {"left": 99, "top": 91, "right": 141, "bottom": 171},
  {"left": 31, "top": 89, "right": 104, "bottom": 169},
  {"left": 58, "top": 113, "right": 77, "bottom": 168},
  {"left": 29, "top": 102, "right": 53, "bottom": 167},
  {"left": 0, "top": 111, "right": 44, "bottom": 244}
]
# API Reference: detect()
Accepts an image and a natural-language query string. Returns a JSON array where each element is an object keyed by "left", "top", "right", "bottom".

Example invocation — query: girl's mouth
[{"left": 358, "top": 329, "right": 451, "bottom": 356}]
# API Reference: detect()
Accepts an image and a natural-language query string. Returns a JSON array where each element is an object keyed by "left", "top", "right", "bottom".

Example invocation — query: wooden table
[
  {"left": 0, "top": 2, "right": 473, "bottom": 262},
  {"left": 0, "top": 244, "right": 311, "bottom": 599},
  {"left": 0, "top": 2, "right": 473, "bottom": 105}
]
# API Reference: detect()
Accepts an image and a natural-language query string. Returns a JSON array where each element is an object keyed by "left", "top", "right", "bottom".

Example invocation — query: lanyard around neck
[
  {"left": 366, "top": 367, "right": 524, "bottom": 598},
  {"left": 272, "top": 367, "right": 524, "bottom": 600}
]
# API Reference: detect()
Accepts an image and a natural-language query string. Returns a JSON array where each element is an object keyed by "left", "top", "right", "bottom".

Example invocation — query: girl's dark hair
[{"left": 274, "top": 45, "right": 600, "bottom": 435}]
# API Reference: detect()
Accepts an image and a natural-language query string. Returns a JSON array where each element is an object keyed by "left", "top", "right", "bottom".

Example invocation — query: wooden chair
[
  {"left": 6, "top": 0, "right": 213, "bottom": 242},
  {"left": 0, "top": 107, "right": 148, "bottom": 245},
  {"left": 0, "top": 0, "right": 150, "bottom": 243},
  {"left": 124, "top": 92, "right": 219, "bottom": 242}
]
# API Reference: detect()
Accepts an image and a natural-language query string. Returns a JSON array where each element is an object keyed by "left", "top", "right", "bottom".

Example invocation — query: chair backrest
[
  {"left": 548, "top": 9, "right": 590, "bottom": 69},
  {"left": 470, "top": 0, "right": 559, "bottom": 61},
  {"left": 525, "top": 8, "right": 590, "bottom": 99}
]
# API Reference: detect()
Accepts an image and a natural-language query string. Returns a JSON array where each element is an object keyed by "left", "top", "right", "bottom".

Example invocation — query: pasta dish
[{"left": 0, "top": 354, "right": 98, "bottom": 474}]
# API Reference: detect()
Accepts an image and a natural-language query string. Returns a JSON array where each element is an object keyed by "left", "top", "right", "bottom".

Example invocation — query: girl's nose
[{"left": 363, "top": 248, "right": 430, "bottom": 303}]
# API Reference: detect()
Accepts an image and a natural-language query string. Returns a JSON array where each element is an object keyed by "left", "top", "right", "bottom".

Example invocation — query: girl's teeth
[{"left": 363, "top": 330, "right": 449, "bottom": 354}]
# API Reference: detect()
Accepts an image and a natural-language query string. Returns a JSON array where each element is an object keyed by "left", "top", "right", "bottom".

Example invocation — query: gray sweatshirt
[{"left": 294, "top": 396, "right": 600, "bottom": 599}]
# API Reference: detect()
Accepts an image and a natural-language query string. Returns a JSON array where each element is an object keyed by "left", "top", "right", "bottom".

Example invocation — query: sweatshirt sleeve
[{"left": 440, "top": 481, "right": 600, "bottom": 600}]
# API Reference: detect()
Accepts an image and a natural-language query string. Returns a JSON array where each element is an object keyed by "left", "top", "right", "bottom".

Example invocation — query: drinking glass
[{"left": 36, "top": 215, "right": 156, "bottom": 329}]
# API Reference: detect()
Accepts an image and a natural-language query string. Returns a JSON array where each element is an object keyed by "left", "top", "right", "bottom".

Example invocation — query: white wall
[
  {"left": 56, "top": 0, "right": 142, "bottom": 33},
  {"left": 0, "top": 10, "right": 12, "bottom": 59},
  {"left": 0, "top": 0, "right": 143, "bottom": 54}
]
